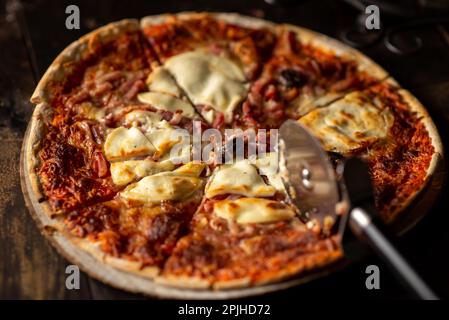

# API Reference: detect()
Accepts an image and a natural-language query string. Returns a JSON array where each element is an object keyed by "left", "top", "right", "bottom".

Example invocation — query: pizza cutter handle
[{"left": 349, "top": 206, "right": 438, "bottom": 300}]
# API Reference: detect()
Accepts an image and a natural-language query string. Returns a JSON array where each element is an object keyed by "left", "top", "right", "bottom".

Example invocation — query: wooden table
[{"left": 1, "top": 0, "right": 448, "bottom": 299}]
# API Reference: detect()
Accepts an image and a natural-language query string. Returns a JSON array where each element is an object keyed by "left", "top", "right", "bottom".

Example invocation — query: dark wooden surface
[{"left": 1, "top": 0, "right": 449, "bottom": 300}]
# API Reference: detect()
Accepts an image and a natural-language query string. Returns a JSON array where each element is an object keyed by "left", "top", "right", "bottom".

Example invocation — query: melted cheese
[
  {"left": 291, "top": 91, "right": 342, "bottom": 116},
  {"left": 205, "top": 160, "right": 276, "bottom": 198},
  {"left": 163, "top": 50, "right": 247, "bottom": 124},
  {"left": 214, "top": 198, "right": 295, "bottom": 224},
  {"left": 158, "top": 136, "right": 192, "bottom": 164},
  {"left": 146, "top": 66, "right": 182, "bottom": 97},
  {"left": 145, "top": 121, "right": 184, "bottom": 157},
  {"left": 121, "top": 175, "right": 202, "bottom": 203},
  {"left": 104, "top": 127, "right": 155, "bottom": 161},
  {"left": 122, "top": 109, "right": 186, "bottom": 159},
  {"left": 110, "top": 159, "right": 175, "bottom": 186},
  {"left": 124, "top": 110, "right": 162, "bottom": 131},
  {"left": 172, "top": 162, "right": 207, "bottom": 177},
  {"left": 255, "top": 153, "right": 285, "bottom": 193},
  {"left": 75, "top": 102, "right": 105, "bottom": 121},
  {"left": 137, "top": 92, "right": 197, "bottom": 119},
  {"left": 299, "top": 92, "right": 394, "bottom": 154},
  {"left": 120, "top": 162, "right": 204, "bottom": 203}
]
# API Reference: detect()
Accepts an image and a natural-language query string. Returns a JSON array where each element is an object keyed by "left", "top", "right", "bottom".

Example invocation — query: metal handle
[{"left": 349, "top": 207, "right": 438, "bottom": 300}]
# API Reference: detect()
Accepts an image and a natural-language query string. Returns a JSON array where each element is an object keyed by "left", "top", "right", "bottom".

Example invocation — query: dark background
[{"left": 1, "top": 0, "right": 449, "bottom": 300}]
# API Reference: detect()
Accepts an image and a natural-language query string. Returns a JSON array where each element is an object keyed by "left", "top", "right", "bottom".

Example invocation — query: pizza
[{"left": 24, "top": 12, "right": 443, "bottom": 292}]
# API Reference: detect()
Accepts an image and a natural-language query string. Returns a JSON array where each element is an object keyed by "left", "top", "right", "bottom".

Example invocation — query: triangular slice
[
  {"left": 158, "top": 196, "right": 341, "bottom": 288},
  {"left": 140, "top": 13, "right": 277, "bottom": 127},
  {"left": 237, "top": 26, "right": 389, "bottom": 129},
  {"left": 33, "top": 20, "right": 160, "bottom": 213},
  {"left": 63, "top": 162, "right": 208, "bottom": 276},
  {"left": 299, "top": 79, "right": 440, "bottom": 222}
]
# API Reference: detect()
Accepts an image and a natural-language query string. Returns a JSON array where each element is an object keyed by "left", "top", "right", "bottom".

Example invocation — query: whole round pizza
[{"left": 23, "top": 12, "right": 443, "bottom": 295}]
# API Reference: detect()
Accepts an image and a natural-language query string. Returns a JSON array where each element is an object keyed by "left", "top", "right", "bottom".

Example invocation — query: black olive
[{"left": 279, "top": 69, "right": 307, "bottom": 88}]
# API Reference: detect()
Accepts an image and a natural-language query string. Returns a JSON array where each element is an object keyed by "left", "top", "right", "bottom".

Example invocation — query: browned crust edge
[
  {"left": 283, "top": 24, "right": 390, "bottom": 81},
  {"left": 140, "top": 12, "right": 277, "bottom": 32},
  {"left": 388, "top": 89, "right": 445, "bottom": 231},
  {"left": 30, "top": 19, "right": 140, "bottom": 104}
]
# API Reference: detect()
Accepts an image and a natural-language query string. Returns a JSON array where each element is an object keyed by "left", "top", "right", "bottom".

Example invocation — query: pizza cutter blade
[
  {"left": 278, "top": 120, "right": 339, "bottom": 230},
  {"left": 278, "top": 120, "right": 438, "bottom": 300}
]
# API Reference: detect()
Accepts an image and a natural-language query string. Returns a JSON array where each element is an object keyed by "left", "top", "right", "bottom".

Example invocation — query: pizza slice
[
  {"left": 299, "top": 80, "right": 441, "bottom": 221},
  {"left": 31, "top": 19, "right": 205, "bottom": 214},
  {"left": 237, "top": 26, "right": 389, "bottom": 129},
  {"left": 29, "top": 20, "right": 156, "bottom": 213},
  {"left": 62, "top": 161, "right": 208, "bottom": 277},
  {"left": 31, "top": 20, "right": 157, "bottom": 119},
  {"left": 158, "top": 156, "right": 341, "bottom": 288},
  {"left": 140, "top": 13, "right": 277, "bottom": 128}
]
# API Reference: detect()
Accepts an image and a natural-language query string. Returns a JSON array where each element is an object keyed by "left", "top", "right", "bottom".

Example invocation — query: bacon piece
[
  {"left": 212, "top": 112, "right": 225, "bottom": 129},
  {"left": 169, "top": 111, "right": 183, "bottom": 125},
  {"left": 124, "top": 79, "right": 145, "bottom": 100},
  {"left": 66, "top": 90, "right": 89, "bottom": 108},
  {"left": 92, "top": 82, "right": 113, "bottom": 97},
  {"left": 92, "top": 150, "right": 109, "bottom": 178},
  {"left": 274, "top": 29, "right": 299, "bottom": 56},
  {"left": 96, "top": 70, "right": 124, "bottom": 83}
]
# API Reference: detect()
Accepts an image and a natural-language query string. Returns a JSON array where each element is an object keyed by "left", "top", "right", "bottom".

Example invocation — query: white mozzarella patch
[
  {"left": 201, "top": 108, "right": 215, "bottom": 124},
  {"left": 75, "top": 102, "right": 105, "bottom": 121},
  {"left": 145, "top": 121, "right": 184, "bottom": 157},
  {"left": 110, "top": 159, "right": 175, "bottom": 186},
  {"left": 163, "top": 50, "right": 248, "bottom": 124},
  {"left": 159, "top": 138, "right": 192, "bottom": 164},
  {"left": 124, "top": 110, "right": 163, "bottom": 131},
  {"left": 121, "top": 175, "right": 202, "bottom": 203},
  {"left": 205, "top": 160, "right": 276, "bottom": 198},
  {"left": 122, "top": 109, "right": 186, "bottom": 159},
  {"left": 120, "top": 162, "right": 204, "bottom": 203},
  {"left": 137, "top": 92, "right": 197, "bottom": 119},
  {"left": 255, "top": 152, "right": 285, "bottom": 193},
  {"left": 299, "top": 92, "right": 394, "bottom": 154},
  {"left": 292, "top": 91, "right": 343, "bottom": 116},
  {"left": 171, "top": 162, "right": 207, "bottom": 177},
  {"left": 146, "top": 66, "right": 182, "bottom": 97},
  {"left": 214, "top": 198, "right": 295, "bottom": 224},
  {"left": 104, "top": 127, "right": 155, "bottom": 161}
]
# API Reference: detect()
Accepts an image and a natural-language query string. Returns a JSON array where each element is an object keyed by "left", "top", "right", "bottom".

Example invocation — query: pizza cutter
[{"left": 278, "top": 120, "right": 438, "bottom": 300}]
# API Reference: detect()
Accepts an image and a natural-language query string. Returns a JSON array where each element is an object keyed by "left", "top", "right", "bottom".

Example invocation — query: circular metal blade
[{"left": 279, "top": 120, "right": 339, "bottom": 227}]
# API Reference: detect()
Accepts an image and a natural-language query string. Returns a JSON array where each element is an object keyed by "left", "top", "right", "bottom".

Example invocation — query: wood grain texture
[{"left": 0, "top": 0, "right": 93, "bottom": 300}]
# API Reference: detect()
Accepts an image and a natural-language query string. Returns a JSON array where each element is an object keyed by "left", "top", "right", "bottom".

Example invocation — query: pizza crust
[
  {"left": 30, "top": 19, "right": 140, "bottom": 104},
  {"left": 73, "top": 237, "right": 160, "bottom": 278},
  {"left": 283, "top": 24, "right": 389, "bottom": 82},
  {"left": 24, "top": 103, "right": 55, "bottom": 217},
  {"left": 205, "top": 12, "right": 277, "bottom": 31},
  {"left": 211, "top": 250, "right": 342, "bottom": 289},
  {"left": 140, "top": 12, "right": 277, "bottom": 32},
  {"left": 386, "top": 89, "right": 445, "bottom": 228},
  {"left": 213, "top": 277, "right": 252, "bottom": 290},
  {"left": 398, "top": 89, "right": 444, "bottom": 160},
  {"left": 155, "top": 275, "right": 211, "bottom": 289},
  {"left": 252, "top": 250, "right": 343, "bottom": 287}
]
